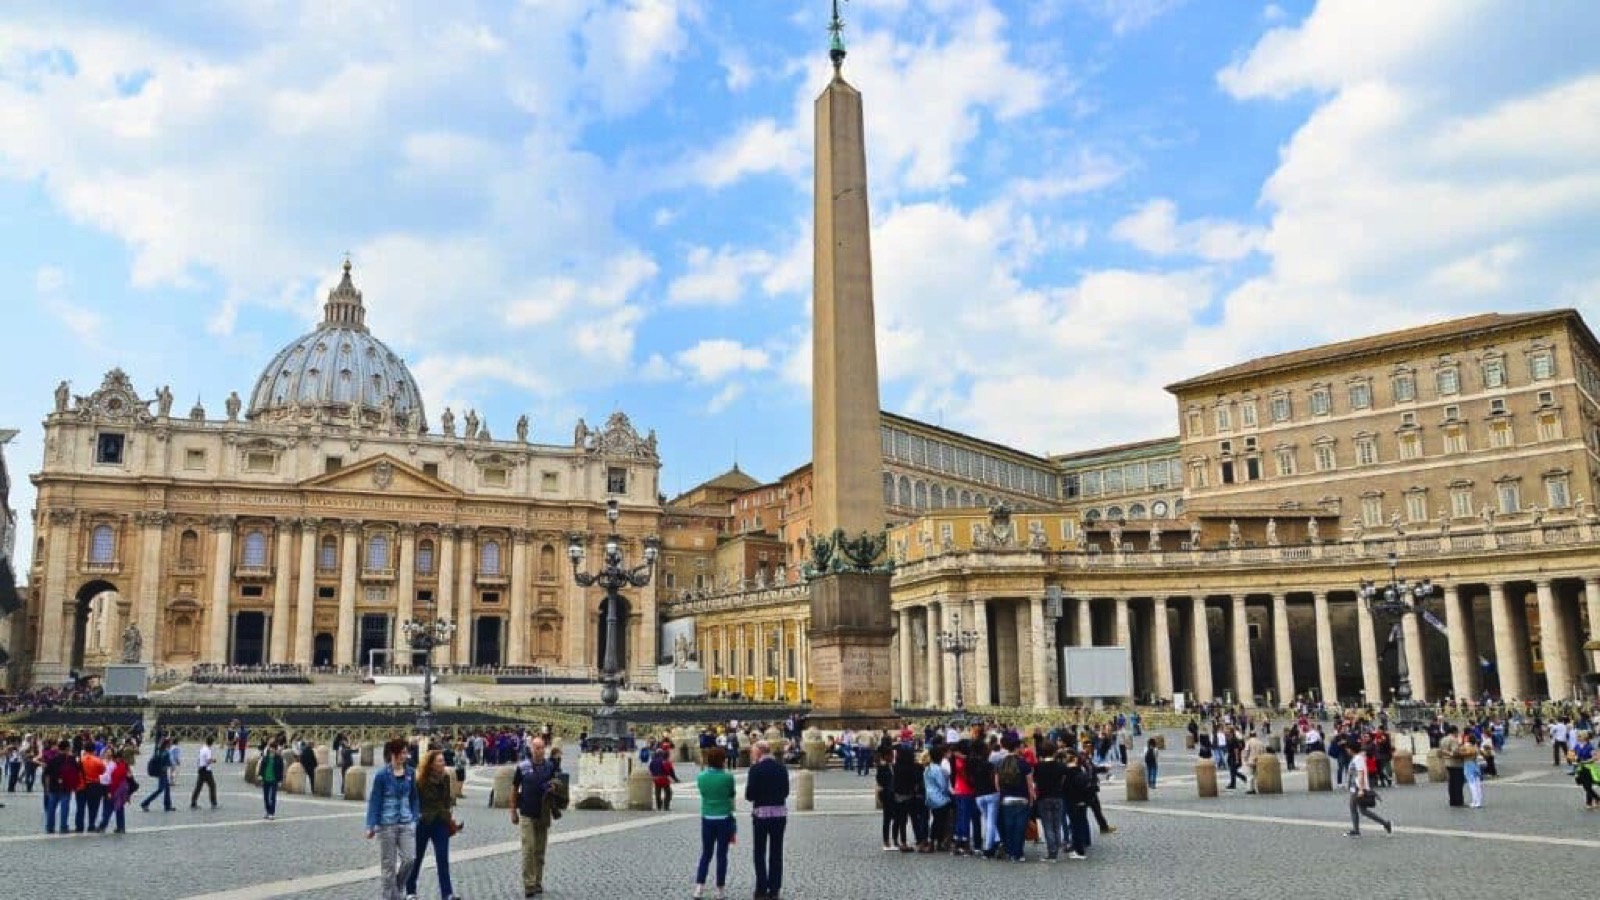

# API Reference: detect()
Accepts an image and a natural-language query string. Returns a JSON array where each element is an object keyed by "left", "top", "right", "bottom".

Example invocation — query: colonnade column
[
  {"left": 1115, "top": 596, "right": 1134, "bottom": 702},
  {"left": 294, "top": 519, "right": 317, "bottom": 666},
  {"left": 1401, "top": 605, "right": 1428, "bottom": 702},
  {"left": 1536, "top": 580, "right": 1571, "bottom": 701},
  {"left": 797, "top": 618, "right": 810, "bottom": 702},
  {"left": 395, "top": 526, "right": 416, "bottom": 642},
  {"left": 1488, "top": 583, "right": 1526, "bottom": 700},
  {"left": 970, "top": 599, "right": 992, "bottom": 707},
  {"left": 335, "top": 521, "right": 359, "bottom": 668},
  {"left": 1190, "top": 595, "right": 1213, "bottom": 702},
  {"left": 897, "top": 607, "right": 914, "bottom": 705},
  {"left": 1443, "top": 584, "right": 1475, "bottom": 700},
  {"left": 925, "top": 601, "right": 943, "bottom": 708},
  {"left": 1355, "top": 595, "right": 1381, "bottom": 705},
  {"left": 1076, "top": 597, "right": 1093, "bottom": 647},
  {"left": 38, "top": 509, "right": 75, "bottom": 668},
  {"left": 1586, "top": 578, "right": 1600, "bottom": 678},
  {"left": 1152, "top": 596, "right": 1173, "bottom": 700},
  {"left": 269, "top": 519, "right": 294, "bottom": 664},
  {"left": 1030, "top": 596, "right": 1052, "bottom": 708},
  {"left": 435, "top": 527, "right": 456, "bottom": 667},
  {"left": 455, "top": 528, "right": 476, "bottom": 666},
  {"left": 1271, "top": 593, "right": 1294, "bottom": 705},
  {"left": 1313, "top": 591, "right": 1337, "bottom": 703},
  {"left": 1230, "top": 594, "right": 1252, "bottom": 703},
  {"left": 508, "top": 530, "right": 530, "bottom": 667},
  {"left": 942, "top": 603, "right": 961, "bottom": 709},
  {"left": 134, "top": 512, "right": 168, "bottom": 665},
  {"left": 776, "top": 622, "right": 787, "bottom": 700},
  {"left": 207, "top": 516, "right": 236, "bottom": 665}
]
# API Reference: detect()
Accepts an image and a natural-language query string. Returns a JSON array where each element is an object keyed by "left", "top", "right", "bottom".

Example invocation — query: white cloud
[
  {"left": 667, "top": 246, "right": 775, "bottom": 306},
  {"left": 1076, "top": 0, "right": 1187, "bottom": 35},
  {"left": 675, "top": 339, "right": 771, "bottom": 383},
  {"left": 35, "top": 265, "right": 104, "bottom": 346},
  {"left": 1005, "top": 150, "right": 1126, "bottom": 203},
  {"left": 1111, "top": 199, "right": 1263, "bottom": 262},
  {"left": 1426, "top": 242, "right": 1524, "bottom": 295},
  {"left": 705, "top": 382, "right": 744, "bottom": 414}
]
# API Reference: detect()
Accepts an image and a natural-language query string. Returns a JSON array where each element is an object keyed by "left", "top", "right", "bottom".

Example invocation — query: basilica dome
[{"left": 246, "top": 261, "right": 427, "bottom": 430}]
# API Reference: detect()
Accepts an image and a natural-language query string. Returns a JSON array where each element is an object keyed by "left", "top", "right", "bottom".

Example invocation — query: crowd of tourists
[{"left": 0, "top": 683, "right": 105, "bottom": 714}]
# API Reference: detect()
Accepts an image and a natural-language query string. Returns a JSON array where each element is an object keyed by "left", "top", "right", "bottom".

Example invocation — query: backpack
[
  {"left": 147, "top": 755, "right": 161, "bottom": 777},
  {"left": 997, "top": 754, "right": 1024, "bottom": 791},
  {"left": 648, "top": 756, "right": 666, "bottom": 778}
]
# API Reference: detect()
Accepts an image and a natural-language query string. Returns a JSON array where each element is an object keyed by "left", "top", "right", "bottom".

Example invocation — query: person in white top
[
  {"left": 189, "top": 736, "right": 218, "bottom": 809},
  {"left": 1551, "top": 719, "right": 1571, "bottom": 768},
  {"left": 1304, "top": 725, "right": 1324, "bottom": 754},
  {"left": 1345, "top": 738, "right": 1391, "bottom": 837}
]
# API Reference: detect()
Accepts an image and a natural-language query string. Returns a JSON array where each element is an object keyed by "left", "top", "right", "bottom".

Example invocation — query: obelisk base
[{"left": 808, "top": 571, "right": 896, "bottom": 728}]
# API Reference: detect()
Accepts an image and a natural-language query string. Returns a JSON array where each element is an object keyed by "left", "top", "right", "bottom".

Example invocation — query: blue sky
[{"left": 3, "top": 1, "right": 1599, "bottom": 571}]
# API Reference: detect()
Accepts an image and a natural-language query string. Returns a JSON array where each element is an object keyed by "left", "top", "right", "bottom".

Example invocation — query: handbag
[
  {"left": 448, "top": 817, "right": 464, "bottom": 836},
  {"left": 1357, "top": 789, "right": 1379, "bottom": 809}
]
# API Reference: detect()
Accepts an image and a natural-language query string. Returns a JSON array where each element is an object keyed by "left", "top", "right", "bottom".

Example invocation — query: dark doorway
[
  {"left": 71, "top": 580, "right": 120, "bottom": 672},
  {"left": 313, "top": 632, "right": 335, "bottom": 668},
  {"left": 359, "top": 614, "right": 390, "bottom": 669},
  {"left": 232, "top": 612, "right": 266, "bottom": 666},
  {"left": 474, "top": 617, "right": 502, "bottom": 667},
  {"left": 595, "top": 595, "right": 631, "bottom": 673}
]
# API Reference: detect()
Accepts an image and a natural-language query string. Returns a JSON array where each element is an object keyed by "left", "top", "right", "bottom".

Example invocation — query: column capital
[
  {"left": 398, "top": 522, "right": 418, "bottom": 538},
  {"left": 47, "top": 507, "right": 78, "bottom": 526},
  {"left": 438, "top": 524, "right": 458, "bottom": 540},
  {"left": 135, "top": 510, "right": 172, "bottom": 528},
  {"left": 208, "top": 514, "right": 235, "bottom": 533},
  {"left": 273, "top": 515, "right": 296, "bottom": 530},
  {"left": 341, "top": 519, "right": 362, "bottom": 536},
  {"left": 458, "top": 525, "right": 478, "bottom": 541},
  {"left": 511, "top": 527, "right": 532, "bottom": 544}
]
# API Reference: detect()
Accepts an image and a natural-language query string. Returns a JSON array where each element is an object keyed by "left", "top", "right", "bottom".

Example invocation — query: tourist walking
[
  {"left": 140, "top": 737, "right": 175, "bottom": 812},
  {"left": 693, "top": 746, "right": 737, "bottom": 899},
  {"left": 1032, "top": 743, "right": 1066, "bottom": 861},
  {"left": 406, "top": 749, "right": 459, "bottom": 900},
  {"left": 190, "top": 736, "right": 218, "bottom": 809},
  {"left": 649, "top": 746, "right": 679, "bottom": 811},
  {"left": 40, "top": 739, "right": 75, "bottom": 833},
  {"left": 512, "top": 736, "right": 559, "bottom": 897},
  {"left": 1439, "top": 725, "right": 1466, "bottom": 808},
  {"left": 365, "top": 738, "right": 419, "bottom": 900},
  {"left": 1060, "top": 749, "right": 1092, "bottom": 860},
  {"left": 1462, "top": 732, "right": 1484, "bottom": 809},
  {"left": 1143, "top": 738, "right": 1160, "bottom": 789},
  {"left": 77, "top": 746, "right": 107, "bottom": 832},
  {"left": 1344, "top": 739, "right": 1392, "bottom": 837},
  {"left": 259, "top": 739, "right": 286, "bottom": 820},
  {"left": 924, "top": 743, "right": 954, "bottom": 852},
  {"left": 98, "top": 747, "right": 132, "bottom": 834},
  {"left": 746, "top": 740, "right": 789, "bottom": 900}
]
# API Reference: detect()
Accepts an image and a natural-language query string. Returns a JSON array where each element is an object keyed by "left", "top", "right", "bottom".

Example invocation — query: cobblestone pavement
[{"left": 0, "top": 729, "right": 1593, "bottom": 898}]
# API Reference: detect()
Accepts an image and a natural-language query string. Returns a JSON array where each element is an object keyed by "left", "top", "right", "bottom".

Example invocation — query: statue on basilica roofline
[
  {"left": 516, "top": 414, "right": 530, "bottom": 443},
  {"left": 464, "top": 408, "right": 479, "bottom": 439},
  {"left": 157, "top": 385, "right": 173, "bottom": 418},
  {"left": 225, "top": 391, "right": 242, "bottom": 421},
  {"left": 380, "top": 394, "right": 396, "bottom": 433},
  {"left": 1265, "top": 517, "right": 1279, "bottom": 546},
  {"left": 574, "top": 417, "right": 589, "bottom": 448},
  {"left": 441, "top": 407, "right": 456, "bottom": 438},
  {"left": 54, "top": 380, "right": 70, "bottom": 413}
]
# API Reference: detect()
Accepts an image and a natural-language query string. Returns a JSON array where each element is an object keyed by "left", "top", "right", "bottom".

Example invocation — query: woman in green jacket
[{"left": 694, "top": 746, "right": 737, "bottom": 899}]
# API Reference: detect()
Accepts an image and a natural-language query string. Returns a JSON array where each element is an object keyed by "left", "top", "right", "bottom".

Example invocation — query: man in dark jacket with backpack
[{"left": 140, "top": 738, "right": 174, "bottom": 812}]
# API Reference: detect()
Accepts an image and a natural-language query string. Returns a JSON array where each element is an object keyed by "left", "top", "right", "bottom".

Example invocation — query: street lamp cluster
[
  {"left": 1356, "top": 550, "right": 1436, "bottom": 731},
  {"left": 568, "top": 498, "right": 659, "bottom": 752},
  {"left": 400, "top": 614, "right": 457, "bottom": 735},
  {"left": 937, "top": 612, "right": 979, "bottom": 719}
]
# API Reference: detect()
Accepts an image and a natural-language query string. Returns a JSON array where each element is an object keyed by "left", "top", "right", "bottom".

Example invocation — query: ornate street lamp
[
  {"left": 401, "top": 611, "right": 457, "bottom": 735},
  {"left": 1356, "top": 550, "right": 1435, "bottom": 732},
  {"left": 569, "top": 498, "right": 660, "bottom": 752},
  {"left": 938, "top": 611, "right": 980, "bottom": 721}
]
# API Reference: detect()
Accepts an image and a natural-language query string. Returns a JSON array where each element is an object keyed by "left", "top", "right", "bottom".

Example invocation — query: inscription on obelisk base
[{"left": 808, "top": 572, "right": 895, "bottom": 726}]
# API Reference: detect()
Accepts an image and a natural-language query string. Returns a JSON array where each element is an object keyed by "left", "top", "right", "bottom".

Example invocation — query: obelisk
[{"left": 807, "top": 2, "right": 896, "bottom": 726}]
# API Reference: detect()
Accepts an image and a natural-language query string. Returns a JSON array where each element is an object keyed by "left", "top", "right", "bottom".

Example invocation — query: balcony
[
  {"left": 361, "top": 566, "right": 396, "bottom": 583},
  {"left": 476, "top": 568, "right": 508, "bottom": 586},
  {"left": 81, "top": 560, "right": 122, "bottom": 576},
  {"left": 234, "top": 564, "right": 274, "bottom": 580}
]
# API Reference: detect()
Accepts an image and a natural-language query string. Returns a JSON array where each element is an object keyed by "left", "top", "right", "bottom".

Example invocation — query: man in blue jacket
[{"left": 745, "top": 740, "right": 790, "bottom": 900}]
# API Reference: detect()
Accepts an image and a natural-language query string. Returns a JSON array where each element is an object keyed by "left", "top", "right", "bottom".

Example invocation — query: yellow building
[{"left": 20, "top": 264, "right": 663, "bottom": 685}]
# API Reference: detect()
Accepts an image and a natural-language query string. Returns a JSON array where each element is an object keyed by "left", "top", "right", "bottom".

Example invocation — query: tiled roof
[{"left": 1166, "top": 310, "right": 1573, "bottom": 393}]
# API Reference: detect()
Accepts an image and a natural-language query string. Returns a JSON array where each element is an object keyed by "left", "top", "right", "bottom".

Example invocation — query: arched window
[
  {"left": 179, "top": 530, "right": 200, "bottom": 566},
  {"left": 974, "top": 494, "right": 987, "bottom": 508},
  {"left": 882, "top": 472, "right": 895, "bottom": 506},
  {"left": 1106, "top": 506, "right": 1124, "bottom": 520},
  {"left": 319, "top": 535, "right": 338, "bottom": 570},
  {"left": 930, "top": 485, "right": 945, "bottom": 510},
  {"left": 960, "top": 490, "right": 972, "bottom": 507},
  {"left": 367, "top": 534, "right": 390, "bottom": 570},
  {"left": 1128, "top": 503, "right": 1147, "bottom": 520},
  {"left": 945, "top": 486, "right": 957, "bottom": 508},
  {"left": 1084, "top": 509, "right": 1102, "bottom": 524},
  {"left": 480, "top": 540, "right": 502, "bottom": 575},
  {"left": 539, "top": 544, "right": 556, "bottom": 577},
  {"left": 241, "top": 531, "right": 268, "bottom": 567},
  {"left": 89, "top": 524, "right": 115, "bottom": 563},
  {"left": 416, "top": 539, "right": 435, "bottom": 574},
  {"left": 897, "top": 476, "right": 911, "bottom": 508},
  {"left": 914, "top": 482, "right": 928, "bottom": 510}
]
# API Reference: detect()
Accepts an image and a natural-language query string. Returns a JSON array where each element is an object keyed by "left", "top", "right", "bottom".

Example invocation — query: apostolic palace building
[
  {"left": 13, "top": 263, "right": 1600, "bottom": 709},
  {"left": 18, "top": 263, "right": 665, "bottom": 686}
]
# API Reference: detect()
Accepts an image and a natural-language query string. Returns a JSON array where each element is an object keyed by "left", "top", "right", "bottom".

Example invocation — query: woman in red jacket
[{"left": 98, "top": 750, "right": 132, "bottom": 834}]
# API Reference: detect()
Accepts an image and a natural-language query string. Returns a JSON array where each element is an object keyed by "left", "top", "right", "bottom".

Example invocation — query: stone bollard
[
  {"left": 1305, "top": 752, "right": 1332, "bottom": 792},
  {"left": 245, "top": 757, "right": 261, "bottom": 786},
  {"left": 1254, "top": 753, "right": 1283, "bottom": 795},
  {"left": 284, "top": 762, "right": 308, "bottom": 795},
  {"left": 343, "top": 766, "right": 369, "bottom": 802},
  {"left": 1124, "top": 759, "right": 1149, "bottom": 801},
  {"left": 1428, "top": 751, "right": 1448, "bottom": 783},
  {"left": 1393, "top": 751, "right": 1415, "bottom": 785},
  {"left": 359, "top": 745, "right": 375, "bottom": 768},
  {"left": 491, "top": 765, "right": 516, "bottom": 810},
  {"left": 1195, "top": 758, "right": 1218, "bottom": 798},
  {"left": 314, "top": 744, "right": 331, "bottom": 768},
  {"left": 803, "top": 740, "right": 828, "bottom": 771},
  {"left": 313, "top": 767, "right": 334, "bottom": 797},
  {"left": 795, "top": 769, "right": 815, "bottom": 811},
  {"left": 627, "top": 766, "right": 654, "bottom": 811},
  {"left": 1153, "top": 735, "right": 1166, "bottom": 751}
]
